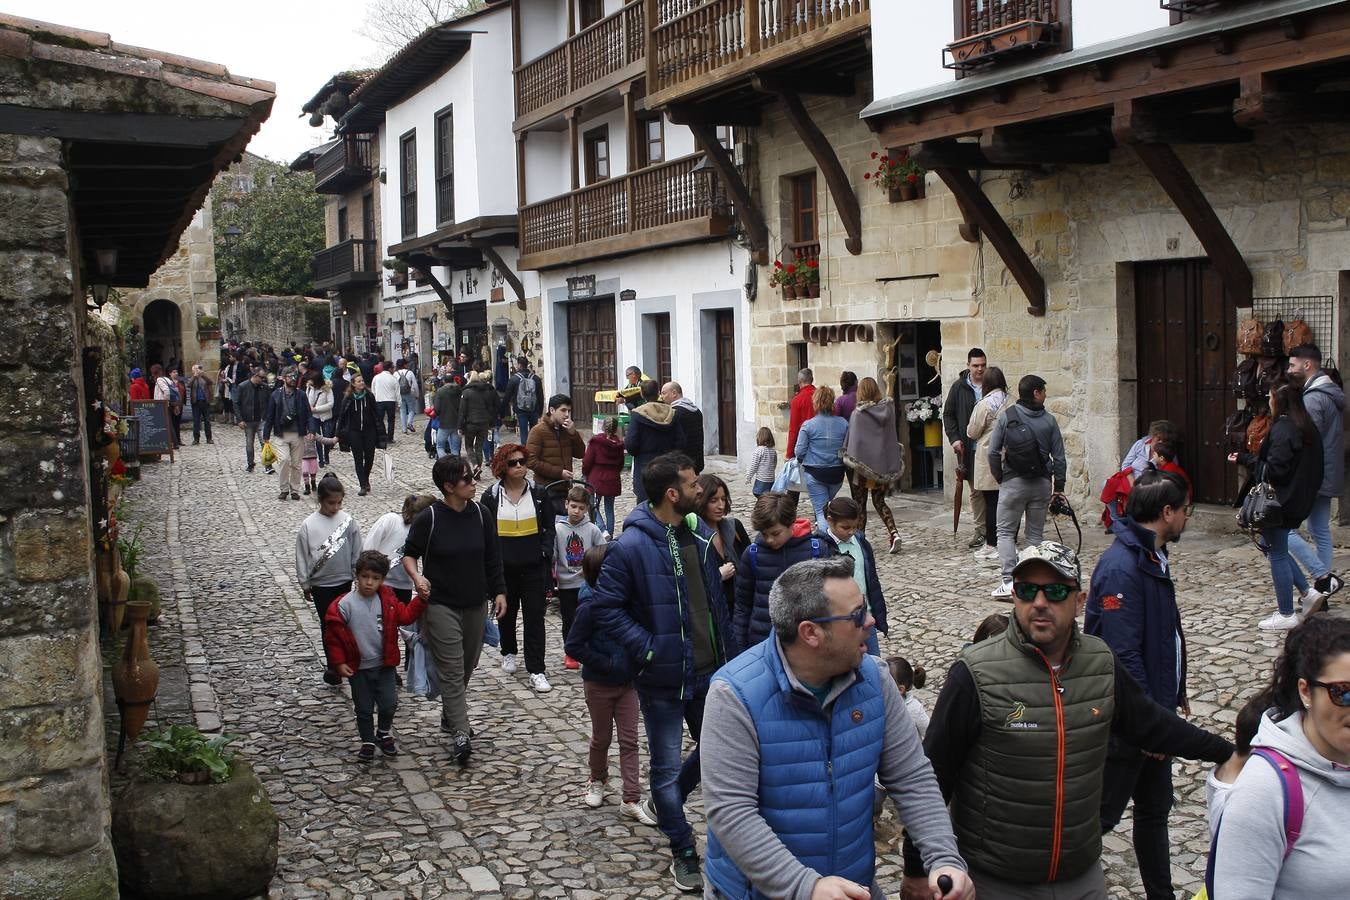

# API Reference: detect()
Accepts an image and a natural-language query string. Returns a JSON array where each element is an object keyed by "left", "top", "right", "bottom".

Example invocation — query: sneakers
[
  {"left": 889, "top": 533, "right": 902, "bottom": 554},
  {"left": 376, "top": 733, "right": 399, "bottom": 757},
  {"left": 356, "top": 742, "right": 376, "bottom": 763},
  {"left": 501, "top": 654, "right": 518, "bottom": 674},
  {"left": 621, "top": 798, "right": 659, "bottom": 826},
  {"left": 264, "top": 466, "right": 275, "bottom": 475},
  {"left": 245, "top": 464, "right": 255, "bottom": 473},
  {"left": 974, "top": 545, "right": 999, "bottom": 562},
  {"left": 564, "top": 654, "right": 580, "bottom": 670},
  {"left": 991, "top": 579, "right": 1013, "bottom": 599},
  {"left": 530, "top": 672, "right": 552, "bottom": 693},
  {"left": 1258, "top": 611, "right": 1301, "bottom": 631},
  {"left": 670, "top": 848, "right": 702, "bottom": 893},
  {"left": 638, "top": 796, "right": 659, "bottom": 825},
  {"left": 453, "top": 733, "right": 472, "bottom": 766},
  {"left": 967, "top": 534, "right": 986, "bottom": 549},
  {"left": 357, "top": 486, "right": 369, "bottom": 496},
  {"left": 1314, "top": 572, "right": 1344, "bottom": 596},
  {"left": 584, "top": 780, "right": 606, "bottom": 808},
  {"left": 290, "top": 492, "right": 300, "bottom": 501},
  {"left": 278, "top": 491, "right": 289, "bottom": 501},
  {"left": 1301, "top": 587, "right": 1329, "bottom": 617}
]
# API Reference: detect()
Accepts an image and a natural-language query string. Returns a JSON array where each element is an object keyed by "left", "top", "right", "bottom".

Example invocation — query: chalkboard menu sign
[{"left": 128, "top": 399, "right": 174, "bottom": 461}]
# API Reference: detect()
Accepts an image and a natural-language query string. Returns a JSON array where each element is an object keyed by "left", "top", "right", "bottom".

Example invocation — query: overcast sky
[{"left": 9, "top": 0, "right": 385, "bottom": 162}]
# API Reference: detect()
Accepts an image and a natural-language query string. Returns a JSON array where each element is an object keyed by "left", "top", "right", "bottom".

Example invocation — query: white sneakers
[
  {"left": 1259, "top": 611, "right": 1301, "bottom": 631},
  {"left": 991, "top": 579, "right": 1013, "bottom": 599},
  {"left": 1301, "top": 587, "right": 1329, "bottom": 617},
  {"left": 974, "top": 545, "right": 999, "bottom": 563},
  {"left": 501, "top": 654, "right": 518, "bottom": 674},
  {"left": 889, "top": 533, "right": 902, "bottom": 554},
  {"left": 530, "top": 672, "right": 552, "bottom": 693},
  {"left": 585, "top": 780, "right": 605, "bottom": 808},
  {"left": 621, "top": 799, "right": 659, "bottom": 826}
]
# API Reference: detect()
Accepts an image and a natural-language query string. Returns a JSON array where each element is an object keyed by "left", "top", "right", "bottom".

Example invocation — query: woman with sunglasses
[{"left": 1209, "top": 615, "right": 1350, "bottom": 897}]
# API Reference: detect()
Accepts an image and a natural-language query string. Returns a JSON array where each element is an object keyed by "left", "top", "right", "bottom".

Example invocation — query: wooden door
[
  {"left": 567, "top": 297, "right": 617, "bottom": 426},
  {"left": 654, "top": 313, "right": 672, "bottom": 386},
  {"left": 1135, "top": 260, "right": 1238, "bottom": 504},
  {"left": 715, "top": 309, "right": 737, "bottom": 455}
]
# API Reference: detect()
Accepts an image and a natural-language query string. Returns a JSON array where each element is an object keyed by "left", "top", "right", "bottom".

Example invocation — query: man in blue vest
[{"left": 702, "top": 556, "right": 971, "bottom": 900}]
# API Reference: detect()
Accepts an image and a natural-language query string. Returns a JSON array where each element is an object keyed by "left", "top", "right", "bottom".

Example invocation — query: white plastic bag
[
  {"left": 402, "top": 624, "right": 439, "bottom": 700},
  {"left": 772, "top": 457, "right": 806, "bottom": 493}
]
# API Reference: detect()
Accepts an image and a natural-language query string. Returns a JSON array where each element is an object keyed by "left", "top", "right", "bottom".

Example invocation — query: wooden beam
[
  {"left": 1113, "top": 102, "right": 1252, "bottom": 144},
  {"left": 567, "top": 108, "right": 580, "bottom": 192},
  {"left": 776, "top": 90, "right": 862, "bottom": 255},
  {"left": 1132, "top": 141, "right": 1253, "bottom": 306},
  {"left": 685, "top": 121, "right": 768, "bottom": 260},
  {"left": 472, "top": 241, "right": 525, "bottom": 303},
  {"left": 911, "top": 139, "right": 1031, "bottom": 171},
  {"left": 1236, "top": 72, "right": 1350, "bottom": 127},
  {"left": 0, "top": 105, "right": 245, "bottom": 146},
  {"left": 415, "top": 262, "right": 456, "bottom": 316},
  {"left": 666, "top": 102, "right": 762, "bottom": 128},
  {"left": 933, "top": 166, "right": 1045, "bottom": 315},
  {"left": 515, "top": 133, "right": 527, "bottom": 209},
  {"left": 753, "top": 72, "right": 855, "bottom": 98},
  {"left": 979, "top": 128, "right": 1114, "bottom": 166}
]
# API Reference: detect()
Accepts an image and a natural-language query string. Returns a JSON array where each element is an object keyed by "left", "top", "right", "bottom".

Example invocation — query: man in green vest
[{"left": 900, "top": 541, "right": 1234, "bottom": 900}]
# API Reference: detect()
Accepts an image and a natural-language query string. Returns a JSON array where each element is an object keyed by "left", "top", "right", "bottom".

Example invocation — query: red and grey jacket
[{"left": 323, "top": 585, "right": 425, "bottom": 673}]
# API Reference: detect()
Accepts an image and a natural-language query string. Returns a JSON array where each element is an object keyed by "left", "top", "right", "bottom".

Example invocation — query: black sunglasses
[
  {"left": 809, "top": 603, "right": 869, "bottom": 628},
  {"left": 1309, "top": 680, "right": 1350, "bottom": 708},
  {"left": 506, "top": 458, "right": 527, "bottom": 468},
  {"left": 1012, "top": 581, "right": 1076, "bottom": 603}
]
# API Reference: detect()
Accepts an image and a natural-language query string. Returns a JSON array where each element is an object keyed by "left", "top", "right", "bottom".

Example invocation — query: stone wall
[
  {"left": 220, "top": 293, "right": 334, "bottom": 349},
  {"left": 0, "top": 134, "right": 119, "bottom": 896}
]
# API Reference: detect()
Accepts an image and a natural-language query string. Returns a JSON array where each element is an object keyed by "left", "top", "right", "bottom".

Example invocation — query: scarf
[{"left": 986, "top": 389, "right": 1007, "bottom": 414}]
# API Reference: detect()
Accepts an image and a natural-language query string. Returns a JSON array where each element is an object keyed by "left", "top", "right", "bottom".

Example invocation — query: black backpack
[
  {"left": 1002, "top": 406, "right": 1048, "bottom": 479},
  {"left": 1233, "top": 358, "right": 1260, "bottom": 400}
]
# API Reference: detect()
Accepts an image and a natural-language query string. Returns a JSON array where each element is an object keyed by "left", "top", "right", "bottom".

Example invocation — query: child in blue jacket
[{"left": 819, "top": 496, "right": 890, "bottom": 655}]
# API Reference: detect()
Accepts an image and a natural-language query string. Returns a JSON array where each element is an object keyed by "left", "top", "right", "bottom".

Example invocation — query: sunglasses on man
[
  {"left": 1012, "top": 582, "right": 1077, "bottom": 603},
  {"left": 1309, "top": 680, "right": 1350, "bottom": 708},
  {"left": 809, "top": 603, "right": 869, "bottom": 628}
]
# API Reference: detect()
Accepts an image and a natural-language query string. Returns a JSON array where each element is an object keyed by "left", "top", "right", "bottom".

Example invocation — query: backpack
[
  {"left": 747, "top": 536, "right": 822, "bottom": 581},
  {"left": 168, "top": 382, "right": 180, "bottom": 406},
  {"left": 399, "top": 370, "right": 413, "bottom": 396},
  {"left": 1283, "top": 318, "right": 1314, "bottom": 354},
  {"left": 1002, "top": 406, "right": 1048, "bottom": 479},
  {"left": 516, "top": 373, "right": 539, "bottom": 413},
  {"left": 1237, "top": 317, "right": 1265, "bottom": 356},
  {"left": 1255, "top": 357, "right": 1284, "bottom": 397},
  {"left": 1203, "top": 747, "right": 1303, "bottom": 898},
  {"left": 1260, "top": 319, "right": 1285, "bottom": 357},
  {"left": 1232, "top": 359, "right": 1260, "bottom": 401}
]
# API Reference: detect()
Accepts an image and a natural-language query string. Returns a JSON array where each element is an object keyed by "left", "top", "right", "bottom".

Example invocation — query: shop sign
[
  {"left": 802, "top": 321, "right": 874, "bottom": 346},
  {"left": 567, "top": 275, "right": 596, "bottom": 300}
]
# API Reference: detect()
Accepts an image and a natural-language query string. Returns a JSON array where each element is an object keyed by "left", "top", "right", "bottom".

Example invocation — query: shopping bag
[
  {"left": 383, "top": 450, "right": 395, "bottom": 482},
  {"left": 482, "top": 610, "right": 501, "bottom": 648},
  {"left": 260, "top": 440, "right": 277, "bottom": 468},
  {"left": 771, "top": 457, "right": 806, "bottom": 493},
  {"left": 401, "top": 624, "right": 440, "bottom": 700}
]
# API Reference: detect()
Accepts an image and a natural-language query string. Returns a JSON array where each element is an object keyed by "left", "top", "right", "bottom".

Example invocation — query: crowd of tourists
[{"left": 134, "top": 338, "right": 1349, "bottom": 898}]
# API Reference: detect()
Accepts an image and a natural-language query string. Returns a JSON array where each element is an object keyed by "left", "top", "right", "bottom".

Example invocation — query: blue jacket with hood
[
  {"left": 733, "top": 519, "right": 825, "bottom": 656},
  {"left": 591, "top": 503, "right": 731, "bottom": 698},
  {"left": 1084, "top": 515, "right": 1185, "bottom": 708}
]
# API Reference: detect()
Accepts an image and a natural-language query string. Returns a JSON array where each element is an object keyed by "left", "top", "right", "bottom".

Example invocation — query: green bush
[{"left": 138, "top": 725, "right": 237, "bottom": 784}]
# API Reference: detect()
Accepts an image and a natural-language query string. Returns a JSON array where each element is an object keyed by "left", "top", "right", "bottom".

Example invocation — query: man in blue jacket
[
  {"left": 1084, "top": 469, "right": 1191, "bottom": 900},
  {"left": 592, "top": 451, "right": 730, "bottom": 893}
]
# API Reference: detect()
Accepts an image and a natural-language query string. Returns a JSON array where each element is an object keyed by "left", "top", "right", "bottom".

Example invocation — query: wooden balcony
[
  {"left": 944, "top": 1, "right": 1064, "bottom": 71},
  {"left": 313, "top": 137, "right": 374, "bottom": 194},
  {"left": 515, "top": 2, "right": 646, "bottom": 131},
  {"left": 647, "top": 0, "right": 870, "bottom": 107},
  {"left": 312, "top": 238, "right": 379, "bottom": 291},
  {"left": 519, "top": 153, "right": 733, "bottom": 270}
]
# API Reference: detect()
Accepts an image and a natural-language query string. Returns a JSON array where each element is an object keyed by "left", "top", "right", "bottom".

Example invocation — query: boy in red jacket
[{"left": 324, "top": 550, "right": 426, "bottom": 762}]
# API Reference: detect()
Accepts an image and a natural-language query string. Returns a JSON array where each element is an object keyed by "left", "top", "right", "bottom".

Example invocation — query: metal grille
[{"left": 1251, "top": 295, "right": 1335, "bottom": 364}]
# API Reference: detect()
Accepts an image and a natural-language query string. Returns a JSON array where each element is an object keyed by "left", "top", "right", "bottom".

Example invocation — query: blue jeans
[
  {"left": 1288, "top": 494, "right": 1333, "bottom": 579},
  {"left": 436, "top": 427, "right": 462, "bottom": 459},
  {"left": 1262, "top": 526, "right": 1309, "bottom": 616},
  {"left": 517, "top": 410, "right": 538, "bottom": 446},
  {"left": 638, "top": 688, "right": 706, "bottom": 854},
  {"left": 802, "top": 472, "right": 843, "bottom": 533},
  {"left": 752, "top": 479, "right": 773, "bottom": 497},
  {"left": 400, "top": 395, "right": 418, "bottom": 432}
]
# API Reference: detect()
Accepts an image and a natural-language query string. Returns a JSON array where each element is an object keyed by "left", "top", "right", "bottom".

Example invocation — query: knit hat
[{"left": 130, "top": 368, "right": 142, "bottom": 378}]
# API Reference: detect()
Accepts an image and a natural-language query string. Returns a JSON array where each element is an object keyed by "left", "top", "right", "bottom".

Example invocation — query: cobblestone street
[{"left": 107, "top": 428, "right": 1349, "bottom": 899}]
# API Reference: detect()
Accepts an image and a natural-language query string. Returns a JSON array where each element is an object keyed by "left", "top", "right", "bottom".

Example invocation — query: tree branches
[{"left": 360, "top": 0, "right": 486, "bottom": 57}]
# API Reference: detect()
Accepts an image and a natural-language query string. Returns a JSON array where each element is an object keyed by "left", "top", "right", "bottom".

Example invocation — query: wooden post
[
  {"left": 510, "top": 0, "right": 522, "bottom": 70},
  {"left": 568, "top": 108, "right": 580, "bottom": 191},
  {"left": 623, "top": 85, "right": 639, "bottom": 169},
  {"left": 644, "top": 0, "right": 658, "bottom": 91},
  {"left": 745, "top": 0, "right": 760, "bottom": 54},
  {"left": 568, "top": 0, "right": 576, "bottom": 37},
  {"left": 515, "top": 132, "right": 527, "bottom": 208}
]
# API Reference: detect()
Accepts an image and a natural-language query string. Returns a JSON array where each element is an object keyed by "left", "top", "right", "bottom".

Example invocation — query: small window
[
  {"left": 400, "top": 130, "right": 417, "bottom": 239},
  {"left": 580, "top": 0, "right": 604, "bottom": 29},
  {"left": 715, "top": 125, "right": 735, "bottom": 151},
  {"left": 337, "top": 205, "right": 349, "bottom": 242},
  {"left": 435, "top": 107, "right": 454, "bottom": 225},
  {"left": 584, "top": 126, "right": 610, "bottom": 184},
  {"left": 637, "top": 116, "right": 664, "bottom": 168},
  {"left": 791, "top": 173, "right": 817, "bottom": 244}
]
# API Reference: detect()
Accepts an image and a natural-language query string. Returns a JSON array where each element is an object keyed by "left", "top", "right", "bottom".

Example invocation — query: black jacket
[
  {"left": 459, "top": 380, "right": 499, "bottom": 431},
  {"left": 671, "top": 400, "right": 705, "bottom": 472},
  {"left": 942, "top": 371, "right": 979, "bottom": 480},
  {"left": 335, "top": 391, "right": 380, "bottom": 443},
  {"left": 433, "top": 383, "right": 463, "bottom": 430},
  {"left": 479, "top": 480, "right": 556, "bottom": 564},
  {"left": 1240, "top": 416, "right": 1324, "bottom": 528},
  {"left": 235, "top": 380, "right": 271, "bottom": 424},
  {"left": 261, "top": 387, "right": 310, "bottom": 441}
]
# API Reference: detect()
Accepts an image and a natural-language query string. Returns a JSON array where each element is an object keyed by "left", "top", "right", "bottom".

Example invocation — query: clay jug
[
  {"left": 112, "top": 601, "right": 159, "bottom": 742},
  {"left": 110, "top": 559, "right": 131, "bottom": 634}
]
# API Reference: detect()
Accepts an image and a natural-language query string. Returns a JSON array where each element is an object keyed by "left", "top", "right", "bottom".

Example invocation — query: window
[
  {"left": 435, "top": 107, "right": 454, "bottom": 225},
  {"left": 584, "top": 126, "right": 610, "bottom": 184},
  {"left": 637, "top": 116, "right": 664, "bottom": 168},
  {"left": 400, "top": 130, "right": 417, "bottom": 239},
  {"left": 791, "top": 173, "right": 817, "bottom": 244},
  {"left": 361, "top": 193, "right": 375, "bottom": 240},
  {"left": 580, "top": 0, "right": 604, "bottom": 29},
  {"left": 715, "top": 125, "right": 735, "bottom": 151},
  {"left": 336, "top": 205, "right": 349, "bottom": 242}
]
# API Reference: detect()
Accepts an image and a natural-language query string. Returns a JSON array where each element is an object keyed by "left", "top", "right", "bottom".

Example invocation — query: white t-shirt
[
  {"left": 364, "top": 511, "right": 412, "bottom": 590},
  {"left": 371, "top": 370, "right": 400, "bottom": 403}
]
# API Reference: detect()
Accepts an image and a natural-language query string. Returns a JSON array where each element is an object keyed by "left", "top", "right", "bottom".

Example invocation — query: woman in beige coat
[{"left": 965, "top": 366, "right": 1009, "bottom": 563}]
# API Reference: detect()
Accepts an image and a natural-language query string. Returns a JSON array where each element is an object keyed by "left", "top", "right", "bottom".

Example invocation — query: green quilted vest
[{"left": 952, "top": 620, "right": 1116, "bottom": 884}]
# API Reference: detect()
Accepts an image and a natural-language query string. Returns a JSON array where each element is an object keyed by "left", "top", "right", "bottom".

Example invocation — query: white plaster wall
[
  {"left": 578, "top": 107, "right": 629, "bottom": 178},
  {"left": 872, "top": 0, "right": 1173, "bottom": 102},
  {"left": 467, "top": 9, "right": 519, "bottom": 215},
  {"left": 520, "top": 0, "right": 568, "bottom": 63},
  {"left": 523, "top": 131, "right": 571, "bottom": 204}
]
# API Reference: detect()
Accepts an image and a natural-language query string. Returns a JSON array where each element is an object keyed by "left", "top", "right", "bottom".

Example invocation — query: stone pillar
[{"left": 0, "top": 134, "right": 119, "bottom": 894}]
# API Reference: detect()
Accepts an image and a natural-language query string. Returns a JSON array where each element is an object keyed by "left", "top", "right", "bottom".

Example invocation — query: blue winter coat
[
  {"left": 819, "top": 531, "right": 890, "bottom": 637},
  {"left": 1084, "top": 516, "right": 1185, "bottom": 708},
  {"left": 591, "top": 503, "right": 731, "bottom": 698},
  {"left": 704, "top": 637, "right": 886, "bottom": 898},
  {"left": 733, "top": 525, "right": 826, "bottom": 656},
  {"left": 564, "top": 584, "right": 636, "bottom": 687}
]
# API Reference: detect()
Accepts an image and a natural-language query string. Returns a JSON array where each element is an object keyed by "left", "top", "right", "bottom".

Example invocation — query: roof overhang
[
  {"left": 338, "top": 27, "right": 475, "bottom": 134},
  {"left": 301, "top": 71, "right": 373, "bottom": 115}
]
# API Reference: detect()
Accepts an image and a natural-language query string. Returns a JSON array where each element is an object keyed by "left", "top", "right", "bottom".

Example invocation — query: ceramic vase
[
  {"left": 111, "top": 600, "right": 159, "bottom": 742},
  {"left": 110, "top": 560, "right": 130, "bottom": 634},
  {"left": 923, "top": 419, "right": 942, "bottom": 448}
]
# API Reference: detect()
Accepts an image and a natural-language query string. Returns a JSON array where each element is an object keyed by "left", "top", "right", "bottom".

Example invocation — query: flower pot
[
  {"left": 782, "top": 284, "right": 798, "bottom": 300},
  {"left": 806, "top": 283, "right": 821, "bottom": 299},
  {"left": 111, "top": 600, "right": 159, "bottom": 743},
  {"left": 923, "top": 420, "right": 942, "bottom": 448},
  {"left": 897, "top": 184, "right": 917, "bottom": 202}
]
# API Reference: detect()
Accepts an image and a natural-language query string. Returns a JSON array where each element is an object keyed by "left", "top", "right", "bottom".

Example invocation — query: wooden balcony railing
[
  {"left": 312, "top": 238, "right": 378, "bottom": 290},
  {"left": 313, "top": 137, "right": 374, "bottom": 194},
  {"left": 651, "top": 0, "right": 869, "bottom": 96},
  {"left": 516, "top": 2, "right": 646, "bottom": 121},
  {"left": 945, "top": 1, "right": 1064, "bottom": 71},
  {"left": 520, "top": 154, "right": 729, "bottom": 263}
]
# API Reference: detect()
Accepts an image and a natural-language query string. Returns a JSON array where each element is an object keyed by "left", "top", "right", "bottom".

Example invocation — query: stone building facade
[{"left": 219, "top": 292, "right": 334, "bottom": 350}]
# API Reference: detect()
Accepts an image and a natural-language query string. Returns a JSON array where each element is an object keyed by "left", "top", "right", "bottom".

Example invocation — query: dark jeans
[
  {"left": 983, "top": 489, "right": 1000, "bottom": 549},
  {"left": 191, "top": 402, "right": 212, "bottom": 442},
  {"left": 243, "top": 421, "right": 261, "bottom": 468},
  {"left": 349, "top": 666, "right": 397, "bottom": 743},
  {"left": 170, "top": 409, "right": 183, "bottom": 447},
  {"left": 377, "top": 401, "right": 396, "bottom": 442},
  {"left": 558, "top": 587, "right": 580, "bottom": 643},
  {"left": 348, "top": 431, "right": 377, "bottom": 489},
  {"left": 1099, "top": 738, "right": 1175, "bottom": 900},
  {"left": 638, "top": 686, "right": 707, "bottom": 854},
  {"left": 517, "top": 409, "right": 538, "bottom": 445},
  {"left": 499, "top": 561, "right": 546, "bottom": 673},
  {"left": 311, "top": 581, "right": 351, "bottom": 671}
]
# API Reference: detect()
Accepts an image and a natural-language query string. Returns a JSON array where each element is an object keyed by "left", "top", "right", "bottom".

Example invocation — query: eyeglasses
[
  {"left": 1012, "top": 581, "right": 1076, "bottom": 603},
  {"left": 1309, "top": 680, "right": 1350, "bottom": 707},
  {"left": 506, "top": 459, "right": 527, "bottom": 468},
  {"left": 809, "top": 603, "right": 869, "bottom": 628}
]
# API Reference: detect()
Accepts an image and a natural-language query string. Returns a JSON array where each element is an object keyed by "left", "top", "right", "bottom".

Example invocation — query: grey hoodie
[
  {"left": 1302, "top": 372, "right": 1345, "bottom": 497},
  {"left": 1210, "top": 710, "right": 1350, "bottom": 898},
  {"left": 986, "top": 400, "right": 1067, "bottom": 491}
]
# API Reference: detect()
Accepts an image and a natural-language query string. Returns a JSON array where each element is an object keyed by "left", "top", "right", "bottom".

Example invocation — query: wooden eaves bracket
[
  {"left": 468, "top": 239, "right": 525, "bottom": 304},
  {"left": 676, "top": 119, "right": 770, "bottom": 264},
  {"left": 404, "top": 253, "right": 456, "bottom": 317}
]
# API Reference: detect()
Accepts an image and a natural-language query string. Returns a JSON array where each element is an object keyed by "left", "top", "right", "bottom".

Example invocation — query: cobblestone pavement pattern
[{"left": 106, "top": 426, "right": 1349, "bottom": 899}]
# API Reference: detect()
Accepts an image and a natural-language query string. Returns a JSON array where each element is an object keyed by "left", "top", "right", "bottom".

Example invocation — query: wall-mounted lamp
[
  {"left": 223, "top": 224, "right": 242, "bottom": 246},
  {"left": 89, "top": 283, "right": 111, "bottom": 309},
  {"left": 95, "top": 247, "right": 118, "bottom": 277}
]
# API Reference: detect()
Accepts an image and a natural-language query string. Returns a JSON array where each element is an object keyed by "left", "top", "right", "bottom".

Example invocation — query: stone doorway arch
[{"left": 143, "top": 298, "right": 183, "bottom": 371}]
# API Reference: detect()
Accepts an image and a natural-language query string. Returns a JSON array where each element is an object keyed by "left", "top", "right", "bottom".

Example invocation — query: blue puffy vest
[{"left": 705, "top": 638, "right": 886, "bottom": 899}]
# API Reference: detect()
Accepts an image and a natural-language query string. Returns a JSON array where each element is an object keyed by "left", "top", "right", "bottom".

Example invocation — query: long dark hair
[
  {"left": 1252, "top": 615, "right": 1350, "bottom": 721},
  {"left": 1270, "top": 381, "right": 1316, "bottom": 443},
  {"left": 696, "top": 474, "right": 731, "bottom": 521},
  {"left": 983, "top": 366, "right": 1009, "bottom": 395}
]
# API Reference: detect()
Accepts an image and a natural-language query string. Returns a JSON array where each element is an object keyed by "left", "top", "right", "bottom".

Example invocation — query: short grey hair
[
  {"left": 769, "top": 556, "right": 856, "bottom": 644},
  {"left": 798, "top": 367, "right": 814, "bottom": 385}
]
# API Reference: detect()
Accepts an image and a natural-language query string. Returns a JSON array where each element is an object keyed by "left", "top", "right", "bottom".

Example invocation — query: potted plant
[
  {"left": 905, "top": 396, "right": 944, "bottom": 447},
  {"left": 866, "top": 150, "right": 926, "bottom": 202},
  {"left": 195, "top": 314, "right": 220, "bottom": 339},
  {"left": 383, "top": 257, "right": 409, "bottom": 289},
  {"left": 112, "top": 725, "right": 278, "bottom": 900},
  {"left": 797, "top": 258, "right": 821, "bottom": 298},
  {"left": 771, "top": 260, "right": 798, "bottom": 300},
  {"left": 117, "top": 523, "right": 162, "bottom": 624}
]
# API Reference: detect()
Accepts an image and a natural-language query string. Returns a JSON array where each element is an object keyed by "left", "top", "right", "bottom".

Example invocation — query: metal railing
[{"left": 517, "top": 2, "right": 646, "bottom": 119}]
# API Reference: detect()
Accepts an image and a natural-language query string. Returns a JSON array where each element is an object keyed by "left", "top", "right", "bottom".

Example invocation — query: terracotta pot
[
  {"left": 96, "top": 546, "right": 114, "bottom": 605},
  {"left": 111, "top": 600, "right": 159, "bottom": 742},
  {"left": 897, "top": 183, "right": 916, "bottom": 202},
  {"left": 102, "top": 440, "right": 121, "bottom": 463},
  {"left": 111, "top": 563, "right": 131, "bottom": 634},
  {"left": 782, "top": 284, "right": 798, "bottom": 300},
  {"left": 807, "top": 283, "right": 821, "bottom": 299}
]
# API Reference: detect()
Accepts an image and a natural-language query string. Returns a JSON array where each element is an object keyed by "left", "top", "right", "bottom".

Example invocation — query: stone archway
[{"left": 143, "top": 298, "right": 182, "bottom": 371}]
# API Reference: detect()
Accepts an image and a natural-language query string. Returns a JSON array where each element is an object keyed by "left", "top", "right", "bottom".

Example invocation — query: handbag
[
  {"left": 1237, "top": 469, "right": 1282, "bottom": 531},
  {"left": 771, "top": 457, "right": 807, "bottom": 493}
]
